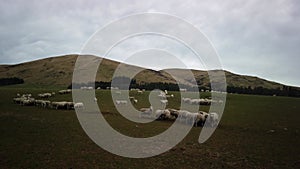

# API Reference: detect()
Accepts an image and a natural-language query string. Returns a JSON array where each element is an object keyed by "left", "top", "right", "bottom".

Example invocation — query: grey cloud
[{"left": 0, "top": 0, "right": 299, "bottom": 86}]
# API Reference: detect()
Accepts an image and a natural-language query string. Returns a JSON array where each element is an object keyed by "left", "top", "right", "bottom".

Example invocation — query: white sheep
[
  {"left": 206, "top": 112, "right": 219, "bottom": 127},
  {"left": 194, "top": 111, "right": 208, "bottom": 127},
  {"left": 115, "top": 100, "right": 128, "bottom": 105},
  {"left": 155, "top": 109, "right": 171, "bottom": 120},
  {"left": 51, "top": 101, "right": 68, "bottom": 109},
  {"left": 160, "top": 99, "right": 168, "bottom": 106},
  {"left": 41, "top": 100, "right": 51, "bottom": 108},
  {"left": 74, "top": 102, "right": 84, "bottom": 109},
  {"left": 140, "top": 106, "right": 153, "bottom": 118}
]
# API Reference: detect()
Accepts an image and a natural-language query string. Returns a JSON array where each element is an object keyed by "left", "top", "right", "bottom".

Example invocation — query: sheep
[
  {"left": 74, "top": 102, "right": 84, "bottom": 109},
  {"left": 158, "top": 92, "right": 166, "bottom": 99},
  {"left": 155, "top": 109, "right": 171, "bottom": 120},
  {"left": 111, "top": 87, "right": 119, "bottom": 90},
  {"left": 164, "top": 90, "right": 168, "bottom": 94},
  {"left": 80, "top": 86, "right": 87, "bottom": 90},
  {"left": 206, "top": 112, "right": 219, "bottom": 127},
  {"left": 178, "top": 110, "right": 190, "bottom": 123},
  {"left": 129, "top": 97, "right": 138, "bottom": 104},
  {"left": 13, "top": 97, "right": 22, "bottom": 104},
  {"left": 38, "top": 93, "right": 52, "bottom": 98},
  {"left": 182, "top": 97, "right": 212, "bottom": 105},
  {"left": 166, "top": 94, "right": 174, "bottom": 98},
  {"left": 94, "top": 97, "right": 98, "bottom": 102},
  {"left": 115, "top": 100, "right": 128, "bottom": 105},
  {"left": 194, "top": 111, "right": 208, "bottom": 127},
  {"left": 16, "top": 93, "right": 20, "bottom": 97},
  {"left": 140, "top": 106, "right": 153, "bottom": 118},
  {"left": 20, "top": 98, "right": 35, "bottom": 106},
  {"left": 185, "top": 112, "right": 198, "bottom": 125},
  {"left": 58, "top": 89, "right": 71, "bottom": 94},
  {"left": 137, "top": 90, "right": 143, "bottom": 94},
  {"left": 182, "top": 97, "right": 191, "bottom": 104},
  {"left": 41, "top": 100, "right": 51, "bottom": 108},
  {"left": 160, "top": 99, "right": 168, "bottom": 106},
  {"left": 168, "top": 108, "right": 179, "bottom": 119},
  {"left": 179, "top": 88, "right": 187, "bottom": 92},
  {"left": 51, "top": 101, "right": 68, "bottom": 109},
  {"left": 34, "top": 100, "right": 44, "bottom": 107}
]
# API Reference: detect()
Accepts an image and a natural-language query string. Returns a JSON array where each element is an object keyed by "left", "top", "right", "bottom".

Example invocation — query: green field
[{"left": 0, "top": 87, "right": 299, "bottom": 169}]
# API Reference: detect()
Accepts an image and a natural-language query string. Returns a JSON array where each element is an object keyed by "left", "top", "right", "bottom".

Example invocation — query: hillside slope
[{"left": 0, "top": 54, "right": 291, "bottom": 90}]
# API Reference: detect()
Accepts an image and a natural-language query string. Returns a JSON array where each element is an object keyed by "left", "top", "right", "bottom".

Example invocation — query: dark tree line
[
  {"left": 69, "top": 76, "right": 300, "bottom": 97},
  {"left": 69, "top": 76, "right": 198, "bottom": 91},
  {"left": 0, "top": 77, "right": 24, "bottom": 86},
  {"left": 227, "top": 86, "right": 300, "bottom": 97}
]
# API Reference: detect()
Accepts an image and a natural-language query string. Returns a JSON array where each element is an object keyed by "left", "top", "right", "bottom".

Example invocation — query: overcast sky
[{"left": 0, "top": 0, "right": 299, "bottom": 86}]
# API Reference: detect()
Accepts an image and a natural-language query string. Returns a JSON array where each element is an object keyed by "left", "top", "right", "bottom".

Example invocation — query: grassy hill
[{"left": 0, "top": 54, "right": 293, "bottom": 91}]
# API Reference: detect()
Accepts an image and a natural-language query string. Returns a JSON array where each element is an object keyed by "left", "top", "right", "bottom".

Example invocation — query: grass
[{"left": 0, "top": 87, "right": 299, "bottom": 168}]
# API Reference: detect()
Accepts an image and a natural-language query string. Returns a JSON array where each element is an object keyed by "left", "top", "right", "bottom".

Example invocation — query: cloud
[{"left": 0, "top": 0, "right": 299, "bottom": 86}]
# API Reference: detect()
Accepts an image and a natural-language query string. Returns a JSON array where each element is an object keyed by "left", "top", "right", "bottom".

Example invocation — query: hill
[{"left": 0, "top": 54, "right": 298, "bottom": 95}]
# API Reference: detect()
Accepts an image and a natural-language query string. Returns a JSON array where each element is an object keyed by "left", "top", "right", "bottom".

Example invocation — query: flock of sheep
[
  {"left": 140, "top": 107, "right": 218, "bottom": 127},
  {"left": 13, "top": 90, "right": 84, "bottom": 110},
  {"left": 138, "top": 90, "right": 219, "bottom": 127},
  {"left": 12, "top": 87, "right": 219, "bottom": 127}
]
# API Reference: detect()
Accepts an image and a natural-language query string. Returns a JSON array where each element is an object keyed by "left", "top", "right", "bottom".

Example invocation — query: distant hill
[{"left": 0, "top": 54, "right": 299, "bottom": 96}]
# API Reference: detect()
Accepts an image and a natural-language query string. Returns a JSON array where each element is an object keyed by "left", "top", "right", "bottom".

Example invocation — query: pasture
[{"left": 0, "top": 87, "right": 299, "bottom": 168}]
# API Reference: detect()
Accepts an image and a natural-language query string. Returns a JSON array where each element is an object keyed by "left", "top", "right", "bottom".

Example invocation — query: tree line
[
  {"left": 69, "top": 76, "right": 300, "bottom": 97},
  {"left": 0, "top": 77, "right": 24, "bottom": 86}
]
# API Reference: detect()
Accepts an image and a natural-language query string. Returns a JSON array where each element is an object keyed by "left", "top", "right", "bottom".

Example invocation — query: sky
[{"left": 0, "top": 0, "right": 299, "bottom": 86}]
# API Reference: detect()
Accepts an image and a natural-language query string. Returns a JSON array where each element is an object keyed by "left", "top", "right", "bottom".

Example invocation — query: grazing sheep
[
  {"left": 182, "top": 97, "right": 212, "bottom": 105},
  {"left": 34, "top": 100, "right": 44, "bottom": 107},
  {"left": 115, "top": 100, "right": 128, "bottom": 105},
  {"left": 20, "top": 98, "right": 35, "bottom": 106},
  {"left": 168, "top": 108, "right": 179, "bottom": 119},
  {"left": 41, "top": 100, "right": 51, "bottom": 108},
  {"left": 195, "top": 111, "right": 208, "bottom": 127},
  {"left": 178, "top": 110, "right": 190, "bottom": 123},
  {"left": 74, "top": 102, "right": 84, "bottom": 109},
  {"left": 160, "top": 99, "right": 168, "bottom": 106},
  {"left": 13, "top": 97, "right": 21, "bottom": 104},
  {"left": 140, "top": 106, "right": 153, "bottom": 118},
  {"left": 51, "top": 101, "right": 68, "bottom": 109},
  {"left": 154, "top": 109, "right": 170, "bottom": 120},
  {"left": 179, "top": 88, "right": 187, "bottom": 92},
  {"left": 58, "top": 89, "right": 71, "bottom": 94},
  {"left": 79, "top": 86, "right": 93, "bottom": 90},
  {"left": 206, "top": 112, "right": 219, "bottom": 127},
  {"left": 38, "top": 93, "right": 52, "bottom": 98},
  {"left": 158, "top": 92, "right": 166, "bottom": 99},
  {"left": 16, "top": 93, "right": 20, "bottom": 97},
  {"left": 182, "top": 97, "right": 191, "bottom": 104},
  {"left": 185, "top": 112, "right": 198, "bottom": 125}
]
